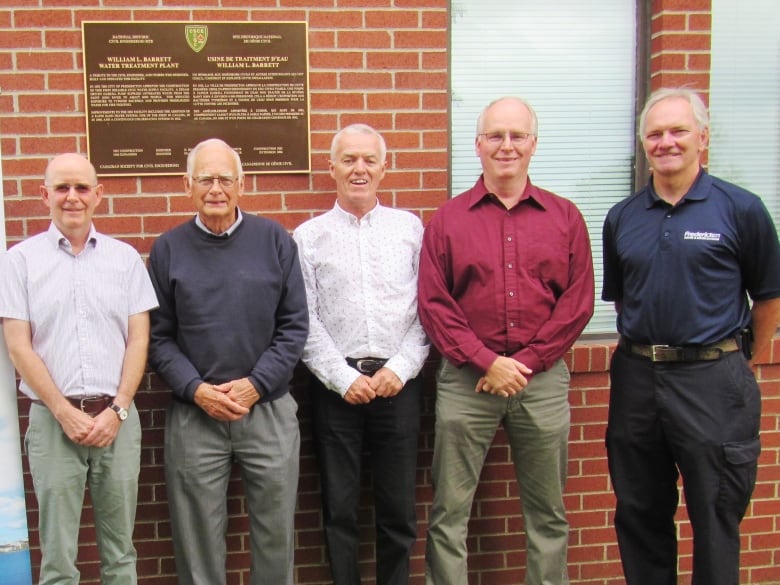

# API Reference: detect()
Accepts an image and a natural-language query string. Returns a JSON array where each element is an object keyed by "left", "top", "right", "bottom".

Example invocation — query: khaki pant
[{"left": 26, "top": 402, "right": 141, "bottom": 585}]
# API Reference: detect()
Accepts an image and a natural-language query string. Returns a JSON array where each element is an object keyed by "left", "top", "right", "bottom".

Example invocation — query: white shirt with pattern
[
  {"left": 0, "top": 223, "right": 159, "bottom": 400},
  {"left": 293, "top": 201, "right": 429, "bottom": 396}
]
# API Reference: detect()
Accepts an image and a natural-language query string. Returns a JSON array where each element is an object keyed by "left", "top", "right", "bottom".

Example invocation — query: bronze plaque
[{"left": 82, "top": 21, "right": 310, "bottom": 176}]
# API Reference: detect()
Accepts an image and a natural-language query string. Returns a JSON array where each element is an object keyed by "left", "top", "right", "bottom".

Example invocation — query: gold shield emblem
[{"left": 185, "top": 25, "right": 208, "bottom": 53}]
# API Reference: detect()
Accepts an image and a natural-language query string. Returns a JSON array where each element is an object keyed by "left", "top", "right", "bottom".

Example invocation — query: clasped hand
[
  {"left": 59, "top": 406, "right": 121, "bottom": 448},
  {"left": 194, "top": 378, "right": 259, "bottom": 421},
  {"left": 343, "top": 367, "right": 403, "bottom": 405},
  {"left": 475, "top": 355, "right": 532, "bottom": 397}
]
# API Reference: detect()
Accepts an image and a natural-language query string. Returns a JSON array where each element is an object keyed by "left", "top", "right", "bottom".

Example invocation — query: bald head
[{"left": 44, "top": 153, "right": 98, "bottom": 186}]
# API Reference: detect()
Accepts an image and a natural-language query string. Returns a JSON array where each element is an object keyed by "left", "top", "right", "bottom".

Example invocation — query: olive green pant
[{"left": 425, "top": 359, "right": 571, "bottom": 585}]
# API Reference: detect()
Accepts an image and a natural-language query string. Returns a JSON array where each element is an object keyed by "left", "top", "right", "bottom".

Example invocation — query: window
[
  {"left": 451, "top": 0, "right": 638, "bottom": 334},
  {"left": 709, "top": 0, "right": 779, "bottom": 229}
]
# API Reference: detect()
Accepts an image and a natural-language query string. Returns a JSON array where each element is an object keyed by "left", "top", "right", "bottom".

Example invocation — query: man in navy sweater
[{"left": 147, "top": 138, "right": 308, "bottom": 585}]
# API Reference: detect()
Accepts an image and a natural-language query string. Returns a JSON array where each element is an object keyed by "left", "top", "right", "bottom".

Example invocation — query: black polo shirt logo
[{"left": 683, "top": 231, "right": 721, "bottom": 242}]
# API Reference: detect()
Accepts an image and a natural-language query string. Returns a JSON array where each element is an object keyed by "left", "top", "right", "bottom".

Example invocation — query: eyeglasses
[
  {"left": 479, "top": 131, "right": 535, "bottom": 145},
  {"left": 191, "top": 175, "right": 237, "bottom": 188},
  {"left": 47, "top": 183, "right": 96, "bottom": 194}
]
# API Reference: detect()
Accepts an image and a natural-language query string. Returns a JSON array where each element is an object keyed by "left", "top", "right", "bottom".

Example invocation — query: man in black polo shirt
[{"left": 602, "top": 87, "right": 780, "bottom": 585}]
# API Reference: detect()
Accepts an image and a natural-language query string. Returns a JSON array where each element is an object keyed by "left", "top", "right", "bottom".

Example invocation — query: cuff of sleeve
[
  {"left": 472, "top": 346, "right": 499, "bottom": 374},
  {"left": 383, "top": 356, "right": 412, "bottom": 386},
  {"left": 332, "top": 365, "right": 361, "bottom": 398},
  {"left": 183, "top": 378, "right": 203, "bottom": 403},
  {"left": 248, "top": 375, "right": 266, "bottom": 401},
  {"left": 512, "top": 348, "right": 543, "bottom": 374}
]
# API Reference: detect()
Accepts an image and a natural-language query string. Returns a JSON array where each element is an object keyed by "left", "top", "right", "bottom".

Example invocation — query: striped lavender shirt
[{"left": 0, "top": 223, "right": 159, "bottom": 400}]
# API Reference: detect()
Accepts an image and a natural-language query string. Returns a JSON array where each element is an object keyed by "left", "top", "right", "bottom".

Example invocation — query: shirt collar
[
  {"left": 333, "top": 199, "right": 382, "bottom": 225},
  {"left": 645, "top": 168, "right": 711, "bottom": 208},
  {"left": 195, "top": 208, "right": 243, "bottom": 237},
  {"left": 47, "top": 222, "right": 98, "bottom": 252},
  {"left": 467, "top": 174, "right": 547, "bottom": 211}
]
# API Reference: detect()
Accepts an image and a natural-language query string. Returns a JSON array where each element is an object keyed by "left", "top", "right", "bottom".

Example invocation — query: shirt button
[
  {"left": 663, "top": 231, "right": 670, "bottom": 237},
  {"left": 507, "top": 263, "right": 513, "bottom": 269},
  {"left": 509, "top": 291, "right": 515, "bottom": 297},
  {"left": 509, "top": 322, "right": 516, "bottom": 328},
  {"left": 506, "top": 236, "right": 512, "bottom": 242}
]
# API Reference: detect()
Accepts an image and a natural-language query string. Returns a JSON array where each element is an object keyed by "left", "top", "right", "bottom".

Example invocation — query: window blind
[
  {"left": 450, "top": 0, "right": 637, "bottom": 334},
  {"left": 709, "top": 0, "right": 779, "bottom": 231}
]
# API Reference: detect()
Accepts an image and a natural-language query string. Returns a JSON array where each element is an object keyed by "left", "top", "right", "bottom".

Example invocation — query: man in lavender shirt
[{"left": 0, "top": 153, "right": 158, "bottom": 585}]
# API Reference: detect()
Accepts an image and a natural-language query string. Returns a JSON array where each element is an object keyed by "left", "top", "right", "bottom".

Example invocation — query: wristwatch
[{"left": 108, "top": 402, "right": 129, "bottom": 421}]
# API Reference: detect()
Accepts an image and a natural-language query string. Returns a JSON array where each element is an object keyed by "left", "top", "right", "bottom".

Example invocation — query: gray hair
[
  {"left": 186, "top": 138, "right": 244, "bottom": 177},
  {"left": 476, "top": 96, "right": 539, "bottom": 137},
  {"left": 330, "top": 123, "right": 387, "bottom": 162},
  {"left": 638, "top": 88, "right": 710, "bottom": 138}
]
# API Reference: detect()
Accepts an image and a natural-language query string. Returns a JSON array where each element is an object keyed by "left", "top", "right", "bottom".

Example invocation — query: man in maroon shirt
[{"left": 418, "top": 96, "right": 594, "bottom": 585}]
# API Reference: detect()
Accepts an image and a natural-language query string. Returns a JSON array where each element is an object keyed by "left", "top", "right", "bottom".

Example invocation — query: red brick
[
  {"left": 367, "top": 51, "right": 420, "bottom": 70},
  {"left": 652, "top": 32, "right": 711, "bottom": 52},
  {"left": 338, "top": 30, "right": 392, "bottom": 49},
  {"left": 309, "top": 50, "right": 364, "bottom": 69},
  {"left": 365, "top": 9, "right": 420, "bottom": 28},
  {"left": 395, "top": 29, "right": 448, "bottom": 49},
  {"left": 659, "top": 0, "right": 710, "bottom": 10},
  {"left": 310, "top": 91, "right": 365, "bottom": 110},
  {"left": 651, "top": 12, "right": 687, "bottom": 33},
  {"left": 308, "top": 10, "right": 362, "bottom": 28},
  {"left": 340, "top": 71, "right": 393, "bottom": 89}
]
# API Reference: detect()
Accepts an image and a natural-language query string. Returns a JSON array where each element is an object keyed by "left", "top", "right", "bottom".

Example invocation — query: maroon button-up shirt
[{"left": 418, "top": 175, "right": 594, "bottom": 375}]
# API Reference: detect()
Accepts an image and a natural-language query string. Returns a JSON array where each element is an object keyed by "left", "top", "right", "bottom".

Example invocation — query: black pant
[
  {"left": 311, "top": 375, "right": 422, "bottom": 585},
  {"left": 606, "top": 349, "right": 761, "bottom": 585}
]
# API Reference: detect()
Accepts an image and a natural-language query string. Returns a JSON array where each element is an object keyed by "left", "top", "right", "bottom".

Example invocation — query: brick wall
[{"left": 2, "top": 1, "right": 779, "bottom": 584}]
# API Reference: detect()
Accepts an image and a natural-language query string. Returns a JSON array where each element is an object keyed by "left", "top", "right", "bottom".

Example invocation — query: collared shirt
[
  {"left": 195, "top": 208, "right": 243, "bottom": 236},
  {"left": 417, "top": 175, "right": 595, "bottom": 375},
  {"left": 293, "top": 201, "right": 430, "bottom": 396},
  {"left": 0, "top": 223, "right": 159, "bottom": 400},
  {"left": 602, "top": 170, "right": 780, "bottom": 345}
]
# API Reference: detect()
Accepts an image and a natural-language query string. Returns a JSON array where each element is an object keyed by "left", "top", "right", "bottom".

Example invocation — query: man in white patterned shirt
[
  {"left": 0, "top": 153, "right": 158, "bottom": 585},
  {"left": 293, "top": 124, "right": 429, "bottom": 585}
]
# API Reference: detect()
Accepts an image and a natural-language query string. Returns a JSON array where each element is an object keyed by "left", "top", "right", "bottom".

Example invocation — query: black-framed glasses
[{"left": 191, "top": 175, "right": 237, "bottom": 188}]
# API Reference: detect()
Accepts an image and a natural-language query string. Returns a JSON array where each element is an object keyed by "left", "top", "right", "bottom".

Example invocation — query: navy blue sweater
[{"left": 148, "top": 214, "right": 309, "bottom": 403}]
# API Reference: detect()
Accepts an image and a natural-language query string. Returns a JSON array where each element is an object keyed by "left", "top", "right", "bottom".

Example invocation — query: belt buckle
[
  {"left": 79, "top": 396, "right": 104, "bottom": 414},
  {"left": 356, "top": 359, "right": 381, "bottom": 374},
  {"left": 650, "top": 345, "right": 681, "bottom": 362}
]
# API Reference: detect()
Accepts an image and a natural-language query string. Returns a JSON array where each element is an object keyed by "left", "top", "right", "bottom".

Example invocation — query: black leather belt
[
  {"left": 618, "top": 336, "right": 739, "bottom": 363},
  {"left": 346, "top": 357, "right": 388, "bottom": 375}
]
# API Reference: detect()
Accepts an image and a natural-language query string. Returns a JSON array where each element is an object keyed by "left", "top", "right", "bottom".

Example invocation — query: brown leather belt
[
  {"left": 34, "top": 395, "right": 113, "bottom": 417},
  {"left": 618, "top": 336, "right": 739, "bottom": 363},
  {"left": 346, "top": 357, "right": 388, "bottom": 375}
]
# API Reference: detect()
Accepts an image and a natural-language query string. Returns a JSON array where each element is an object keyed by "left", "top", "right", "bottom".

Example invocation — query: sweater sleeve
[
  {"left": 247, "top": 231, "right": 309, "bottom": 403},
  {"left": 147, "top": 233, "right": 204, "bottom": 402}
]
